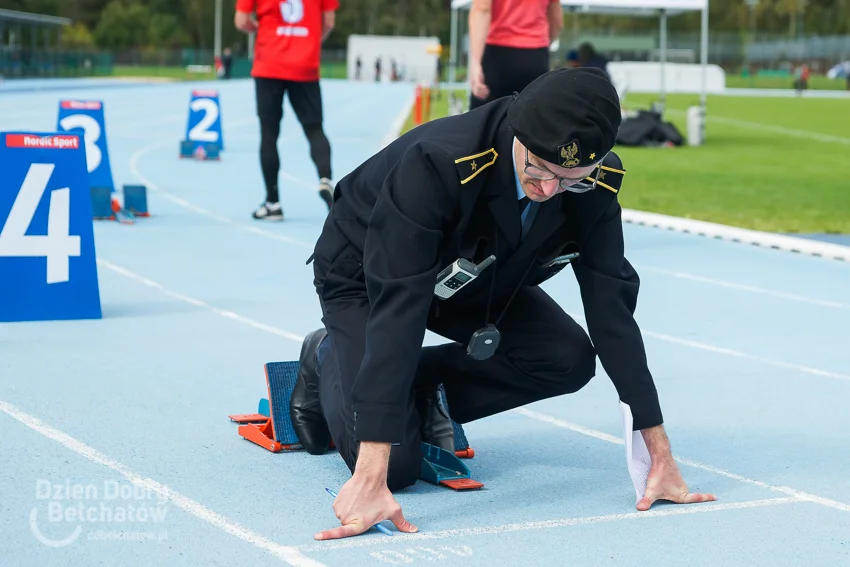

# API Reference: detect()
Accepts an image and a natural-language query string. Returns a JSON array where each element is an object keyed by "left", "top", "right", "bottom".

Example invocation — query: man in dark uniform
[{"left": 291, "top": 67, "right": 716, "bottom": 541}]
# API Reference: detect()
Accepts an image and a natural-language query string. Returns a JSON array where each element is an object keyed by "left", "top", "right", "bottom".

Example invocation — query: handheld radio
[{"left": 434, "top": 255, "right": 496, "bottom": 299}]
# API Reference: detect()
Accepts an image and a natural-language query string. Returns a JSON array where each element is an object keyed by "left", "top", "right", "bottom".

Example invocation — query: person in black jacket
[{"left": 291, "top": 67, "right": 715, "bottom": 541}]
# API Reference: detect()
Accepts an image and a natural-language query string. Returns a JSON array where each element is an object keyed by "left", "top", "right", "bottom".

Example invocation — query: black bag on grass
[{"left": 617, "top": 110, "right": 684, "bottom": 147}]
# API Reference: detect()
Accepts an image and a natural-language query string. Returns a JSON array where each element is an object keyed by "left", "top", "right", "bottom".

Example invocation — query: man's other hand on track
[{"left": 637, "top": 425, "right": 717, "bottom": 511}]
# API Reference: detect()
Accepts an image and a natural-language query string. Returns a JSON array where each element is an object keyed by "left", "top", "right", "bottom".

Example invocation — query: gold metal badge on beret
[{"left": 559, "top": 140, "right": 580, "bottom": 168}]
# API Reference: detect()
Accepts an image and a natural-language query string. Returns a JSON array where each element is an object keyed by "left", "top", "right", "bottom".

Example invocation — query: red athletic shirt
[
  {"left": 236, "top": 0, "right": 339, "bottom": 81},
  {"left": 486, "top": 0, "right": 558, "bottom": 50}
]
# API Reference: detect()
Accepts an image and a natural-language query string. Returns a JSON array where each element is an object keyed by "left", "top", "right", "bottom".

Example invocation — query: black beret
[{"left": 507, "top": 67, "right": 621, "bottom": 169}]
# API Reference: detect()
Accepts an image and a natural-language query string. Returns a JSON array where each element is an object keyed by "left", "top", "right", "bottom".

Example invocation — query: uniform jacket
[{"left": 312, "top": 97, "right": 662, "bottom": 442}]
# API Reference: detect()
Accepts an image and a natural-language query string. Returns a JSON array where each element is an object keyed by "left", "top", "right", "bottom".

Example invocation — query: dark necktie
[{"left": 518, "top": 196, "right": 530, "bottom": 215}]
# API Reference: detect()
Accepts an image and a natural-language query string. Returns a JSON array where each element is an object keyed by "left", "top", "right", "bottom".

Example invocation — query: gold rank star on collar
[{"left": 455, "top": 148, "right": 498, "bottom": 184}]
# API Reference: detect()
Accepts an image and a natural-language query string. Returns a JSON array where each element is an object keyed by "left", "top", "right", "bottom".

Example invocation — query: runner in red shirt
[
  {"left": 235, "top": 0, "right": 339, "bottom": 220},
  {"left": 467, "top": 0, "right": 562, "bottom": 110}
]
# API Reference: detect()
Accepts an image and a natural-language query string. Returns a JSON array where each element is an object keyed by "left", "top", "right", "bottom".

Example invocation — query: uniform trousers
[
  {"left": 314, "top": 247, "right": 598, "bottom": 491},
  {"left": 469, "top": 44, "right": 550, "bottom": 110},
  {"left": 254, "top": 77, "right": 332, "bottom": 203}
]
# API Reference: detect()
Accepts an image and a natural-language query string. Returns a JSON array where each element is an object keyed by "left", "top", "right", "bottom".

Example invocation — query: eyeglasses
[{"left": 523, "top": 148, "right": 605, "bottom": 193}]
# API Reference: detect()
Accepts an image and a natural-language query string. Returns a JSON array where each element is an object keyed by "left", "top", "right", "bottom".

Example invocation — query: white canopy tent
[{"left": 448, "top": 0, "right": 710, "bottom": 111}]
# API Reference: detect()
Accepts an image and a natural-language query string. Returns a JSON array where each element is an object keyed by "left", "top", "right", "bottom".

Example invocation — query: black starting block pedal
[
  {"left": 122, "top": 184, "right": 149, "bottom": 217},
  {"left": 180, "top": 140, "right": 220, "bottom": 160},
  {"left": 90, "top": 186, "right": 114, "bottom": 220},
  {"left": 90, "top": 186, "right": 135, "bottom": 224}
]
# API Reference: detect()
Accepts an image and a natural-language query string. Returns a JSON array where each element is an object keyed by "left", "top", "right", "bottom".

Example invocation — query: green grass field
[
  {"left": 402, "top": 89, "right": 850, "bottom": 234},
  {"left": 725, "top": 74, "right": 849, "bottom": 91},
  {"left": 112, "top": 65, "right": 216, "bottom": 81},
  {"left": 616, "top": 93, "right": 850, "bottom": 234},
  {"left": 111, "top": 61, "right": 347, "bottom": 81}
]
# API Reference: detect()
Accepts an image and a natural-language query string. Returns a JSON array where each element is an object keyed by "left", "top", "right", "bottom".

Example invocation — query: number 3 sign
[
  {"left": 56, "top": 100, "right": 116, "bottom": 194},
  {"left": 0, "top": 132, "right": 102, "bottom": 323}
]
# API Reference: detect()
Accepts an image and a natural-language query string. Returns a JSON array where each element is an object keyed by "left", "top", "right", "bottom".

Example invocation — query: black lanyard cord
[{"left": 483, "top": 227, "right": 541, "bottom": 328}]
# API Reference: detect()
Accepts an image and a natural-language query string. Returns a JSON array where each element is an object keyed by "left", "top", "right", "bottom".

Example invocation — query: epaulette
[
  {"left": 588, "top": 163, "right": 626, "bottom": 194},
  {"left": 454, "top": 148, "right": 498, "bottom": 185}
]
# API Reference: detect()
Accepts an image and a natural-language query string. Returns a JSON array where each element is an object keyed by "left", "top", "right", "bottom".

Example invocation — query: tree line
[{"left": 5, "top": 0, "right": 850, "bottom": 53}]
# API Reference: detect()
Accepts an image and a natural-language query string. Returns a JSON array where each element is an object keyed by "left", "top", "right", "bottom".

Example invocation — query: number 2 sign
[
  {"left": 185, "top": 90, "right": 224, "bottom": 151},
  {"left": 0, "top": 132, "right": 102, "bottom": 323},
  {"left": 56, "top": 100, "right": 116, "bottom": 194}
]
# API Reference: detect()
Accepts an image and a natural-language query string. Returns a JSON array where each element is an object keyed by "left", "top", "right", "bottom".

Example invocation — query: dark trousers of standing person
[
  {"left": 469, "top": 44, "right": 550, "bottom": 110},
  {"left": 254, "top": 77, "right": 333, "bottom": 204},
  {"left": 312, "top": 245, "right": 597, "bottom": 491}
]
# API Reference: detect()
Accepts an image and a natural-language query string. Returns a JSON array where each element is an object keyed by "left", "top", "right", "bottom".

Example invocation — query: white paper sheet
[{"left": 620, "top": 401, "right": 652, "bottom": 505}]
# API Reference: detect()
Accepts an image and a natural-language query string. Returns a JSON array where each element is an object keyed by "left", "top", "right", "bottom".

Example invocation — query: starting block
[
  {"left": 420, "top": 443, "right": 483, "bottom": 490},
  {"left": 90, "top": 186, "right": 114, "bottom": 219},
  {"left": 235, "top": 362, "right": 304, "bottom": 452},
  {"left": 179, "top": 140, "right": 220, "bottom": 160},
  {"left": 90, "top": 184, "right": 149, "bottom": 223},
  {"left": 123, "top": 184, "right": 149, "bottom": 217},
  {"left": 230, "top": 360, "right": 482, "bottom": 489}
]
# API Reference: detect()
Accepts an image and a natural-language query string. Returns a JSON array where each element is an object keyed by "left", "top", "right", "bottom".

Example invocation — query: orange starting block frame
[{"left": 235, "top": 363, "right": 303, "bottom": 453}]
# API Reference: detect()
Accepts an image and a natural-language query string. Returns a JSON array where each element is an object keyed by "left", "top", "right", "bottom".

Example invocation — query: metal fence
[
  {"left": 4, "top": 33, "right": 850, "bottom": 82},
  {"left": 0, "top": 47, "right": 112, "bottom": 78},
  {"left": 555, "top": 30, "right": 850, "bottom": 73},
  {"left": 745, "top": 34, "right": 850, "bottom": 71}
]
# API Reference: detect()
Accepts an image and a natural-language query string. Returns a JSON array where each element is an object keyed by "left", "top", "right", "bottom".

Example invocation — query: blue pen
[{"left": 325, "top": 488, "right": 393, "bottom": 536}]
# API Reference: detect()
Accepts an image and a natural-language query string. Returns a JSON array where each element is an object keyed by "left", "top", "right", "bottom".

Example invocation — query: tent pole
[
  {"left": 449, "top": 6, "right": 458, "bottom": 83},
  {"left": 700, "top": 4, "right": 708, "bottom": 110},
  {"left": 659, "top": 9, "right": 667, "bottom": 112}
]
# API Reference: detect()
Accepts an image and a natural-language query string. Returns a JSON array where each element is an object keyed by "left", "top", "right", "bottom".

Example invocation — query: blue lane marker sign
[
  {"left": 184, "top": 89, "right": 224, "bottom": 152},
  {"left": 0, "top": 132, "right": 102, "bottom": 322},
  {"left": 57, "top": 100, "right": 116, "bottom": 193}
]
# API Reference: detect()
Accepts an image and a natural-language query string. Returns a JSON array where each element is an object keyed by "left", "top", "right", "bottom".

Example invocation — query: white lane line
[
  {"left": 97, "top": 259, "right": 305, "bottom": 343},
  {"left": 297, "top": 497, "right": 799, "bottom": 551},
  {"left": 565, "top": 311, "right": 850, "bottom": 383},
  {"left": 379, "top": 91, "right": 416, "bottom": 149},
  {"left": 621, "top": 208, "right": 850, "bottom": 263},
  {"left": 95, "top": 259, "right": 850, "bottom": 517},
  {"left": 664, "top": 108, "right": 850, "bottom": 145},
  {"left": 126, "top": 89, "right": 415, "bottom": 248},
  {"left": 127, "top": 141, "right": 315, "bottom": 250},
  {"left": 513, "top": 407, "right": 850, "bottom": 514},
  {"left": 709, "top": 114, "right": 850, "bottom": 145},
  {"left": 636, "top": 265, "right": 850, "bottom": 310},
  {"left": 0, "top": 400, "right": 326, "bottom": 567},
  {"left": 641, "top": 329, "right": 850, "bottom": 382},
  {"left": 105, "top": 253, "right": 849, "bottom": 388}
]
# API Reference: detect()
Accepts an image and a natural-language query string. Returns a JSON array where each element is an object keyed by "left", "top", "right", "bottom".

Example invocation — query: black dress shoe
[
  {"left": 416, "top": 387, "right": 456, "bottom": 453},
  {"left": 290, "top": 328, "right": 332, "bottom": 455}
]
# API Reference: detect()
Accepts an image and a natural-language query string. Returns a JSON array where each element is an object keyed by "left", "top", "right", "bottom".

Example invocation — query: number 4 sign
[
  {"left": 0, "top": 132, "right": 102, "bottom": 322},
  {"left": 56, "top": 100, "right": 116, "bottom": 194},
  {"left": 185, "top": 89, "right": 224, "bottom": 152}
]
